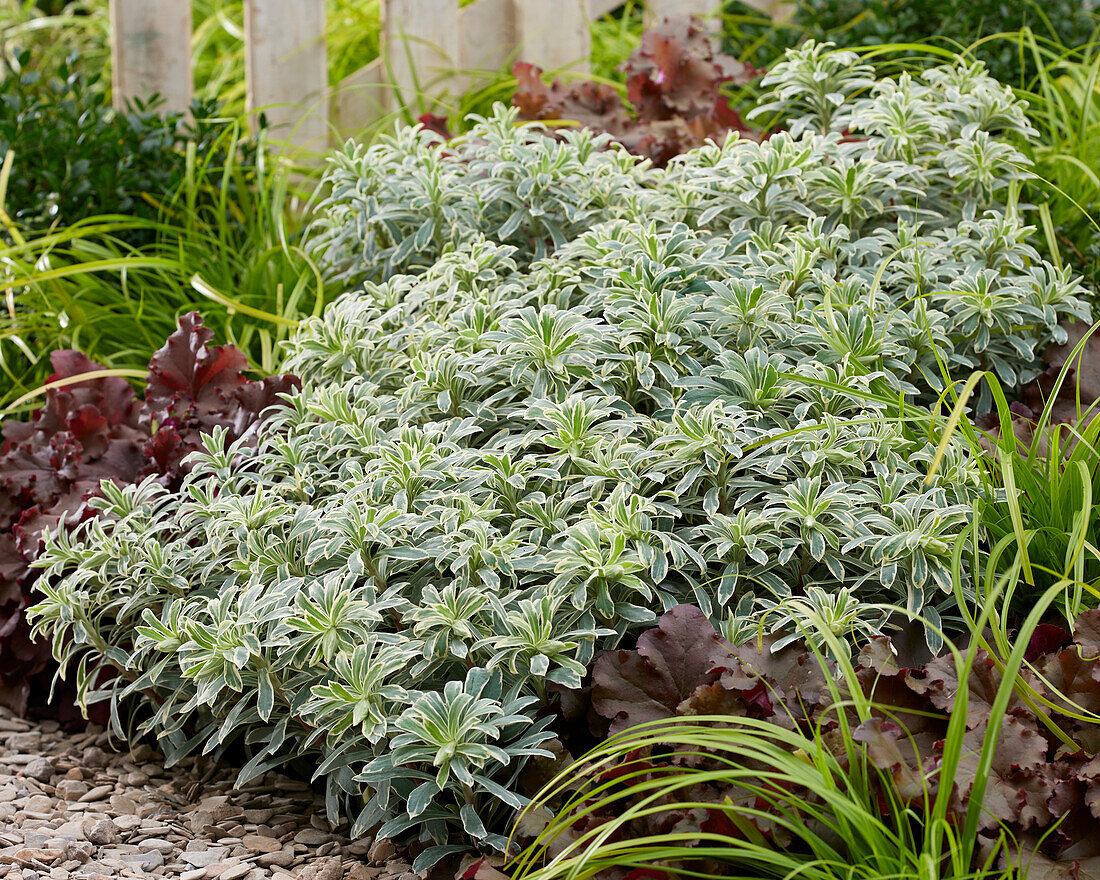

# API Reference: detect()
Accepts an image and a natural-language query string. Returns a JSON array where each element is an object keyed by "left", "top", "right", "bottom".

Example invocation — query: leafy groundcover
[
  {"left": 26, "top": 43, "right": 1095, "bottom": 873},
  {"left": 0, "top": 313, "right": 298, "bottom": 714}
]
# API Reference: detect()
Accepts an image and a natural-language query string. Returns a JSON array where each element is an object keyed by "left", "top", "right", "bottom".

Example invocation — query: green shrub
[
  {"left": 0, "top": 1, "right": 109, "bottom": 88},
  {"left": 29, "top": 45, "right": 1090, "bottom": 870},
  {"left": 0, "top": 59, "right": 259, "bottom": 242}
]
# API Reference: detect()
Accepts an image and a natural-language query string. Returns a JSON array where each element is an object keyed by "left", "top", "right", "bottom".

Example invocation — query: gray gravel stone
[
  {"left": 79, "top": 786, "right": 113, "bottom": 804},
  {"left": 56, "top": 780, "right": 89, "bottom": 802},
  {"left": 63, "top": 842, "right": 93, "bottom": 864},
  {"left": 255, "top": 850, "right": 294, "bottom": 869},
  {"left": 136, "top": 839, "right": 175, "bottom": 856},
  {"left": 294, "top": 858, "right": 343, "bottom": 880},
  {"left": 80, "top": 819, "right": 120, "bottom": 847},
  {"left": 181, "top": 851, "right": 228, "bottom": 868},
  {"left": 22, "top": 759, "right": 53, "bottom": 784},
  {"left": 81, "top": 747, "right": 109, "bottom": 769}
]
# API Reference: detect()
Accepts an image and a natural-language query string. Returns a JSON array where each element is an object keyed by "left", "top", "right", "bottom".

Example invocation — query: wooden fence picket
[
  {"left": 382, "top": 0, "right": 461, "bottom": 115},
  {"left": 513, "top": 0, "right": 592, "bottom": 74},
  {"left": 244, "top": 0, "right": 328, "bottom": 152},
  {"left": 458, "top": 0, "right": 516, "bottom": 78},
  {"left": 110, "top": 0, "right": 192, "bottom": 114}
]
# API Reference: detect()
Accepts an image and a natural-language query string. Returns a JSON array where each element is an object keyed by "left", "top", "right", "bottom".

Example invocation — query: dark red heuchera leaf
[
  {"left": 0, "top": 312, "right": 299, "bottom": 716},
  {"left": 955, "top": 715, "right": 1051, "bottom": 830},
  {"left": 1074, "top": 610, "right": 1100, "bottom": 657},
  {"left": 144, "top": 311, "right": 250, "bottom": 417},
  {"left": 416, "top": 113, "right": 453, "bottom": 141},
  {"left": 730, "top": 636, "right": 832, "bottom": 722},
  {"left": 851, "top": 717, "right": 941, "bottom": 805},
  {"left": 512, "top": 61, "right": 631, "bottom": 137},
  {"left": 1040, "top": 648, "right": 1100, "bottom": 715},
  {"left": 0, "top": 349, "right": 147, "bottom": 713},
  {"left": 141, "top": 313, "right": 300, "bottom": 485},
  {"left": 1028, "top": 624, "right": 1073, "bottom": 661},
  {"left": 512, "top": 16, "right": 763, "bottom": 168},
  {"left": 592, "top": 604, "right": 736, "bottom": 733},
  {"left": 623, "top": 16, "right": 757, "bottom": 121},
  {"left": 561, "top": 606, "right": 1100, "bottom": 879},
  {"left": 622, "top": 870, "right": 672, "bottom": 880}
]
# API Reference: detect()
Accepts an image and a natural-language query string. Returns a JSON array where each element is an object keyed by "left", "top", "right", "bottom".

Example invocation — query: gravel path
[{"left": 0, "top": 707, "right": 421, "bottom": 880}]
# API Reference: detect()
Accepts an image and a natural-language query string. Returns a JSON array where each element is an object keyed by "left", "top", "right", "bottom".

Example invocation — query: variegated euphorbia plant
[{"left": 30, "top": 44, "right": 1091, "bottom": 871}]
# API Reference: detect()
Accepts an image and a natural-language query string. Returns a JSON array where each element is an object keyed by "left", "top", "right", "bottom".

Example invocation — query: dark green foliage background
[
  {"left": 728, "top": 0, "right": 1098, "bottom": 84},
  {"left": 0, "top": 57, "right": 259, "bottom": 245}
]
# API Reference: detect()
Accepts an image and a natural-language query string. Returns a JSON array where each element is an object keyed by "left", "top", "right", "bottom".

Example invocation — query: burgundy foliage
[
  {"left": 416, "top": 113, "right": 454, "bottom": 141},
  {"left": 511, "top": 16, "right": 762, "bottom": 167},
  {"left": 551, "top": 604, "right": 1100, "bottom": 879},
  {"left": 0, "top": 313, "right": 299, "bottom": 716}
]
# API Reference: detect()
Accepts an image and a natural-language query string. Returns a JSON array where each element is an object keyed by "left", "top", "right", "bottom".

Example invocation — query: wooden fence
[{"left": 110, "top": 0, "right": 791, "bottom": 151}]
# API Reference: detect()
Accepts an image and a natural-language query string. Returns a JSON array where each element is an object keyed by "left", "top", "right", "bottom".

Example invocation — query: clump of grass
[
  {"left": 509, "top": 538, "right": 1091, "bottom": 880},
  {"left": 928, "top": 326, "right": 1100, "bottom": 630},
  {"left": 0, "top": 121, "right": 332, "bottom": 408},
  {"left": 1004, "top": 30, "right": 1100, "bottom": 286}
]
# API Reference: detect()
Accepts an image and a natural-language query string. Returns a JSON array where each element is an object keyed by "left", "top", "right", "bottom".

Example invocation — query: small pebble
[
  {"left": 22, "top": 758, "right": 53, "bottom": 784},
  {"left": 293, "top": 828, "right": 330, "bottom": 846},
  {"left": 54, "top": 780, "right": 88, "bottom": 802},
  {"left": 214, "top": 864, "right": 251, "bottom": 880},
  {"left": 80, "top": 818, "right": 120, "bottom": 847},
  {"left": 242, "top": 834, "right": 282, "bottom": 854},
  {"left": 137, "top": 837, "right": 175, "bottom": 855},
  {"left": 78, "top": 785, "right": 112, "bottom": 803},
  {"left": 257, "top": 849, "right": 296, "bottom": 868},
  {"left": 368, "top": 839, "right": 396, "bottom": 865}
]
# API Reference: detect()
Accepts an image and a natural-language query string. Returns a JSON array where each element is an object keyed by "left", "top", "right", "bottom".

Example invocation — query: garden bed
[{"left": 4, "top": 3, "right": 1100, "bottom": 879}]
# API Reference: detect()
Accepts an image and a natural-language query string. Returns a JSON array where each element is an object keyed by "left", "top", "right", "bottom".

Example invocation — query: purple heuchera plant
[
  {"left": 0, "top": 313, "right": 299, "bottom": 715},
  {"left": 573, "top": 605, "right": 1100, "bottom": 878},
  {"left": 512, "top": 16, "right": 762, "bottom": 166}
]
